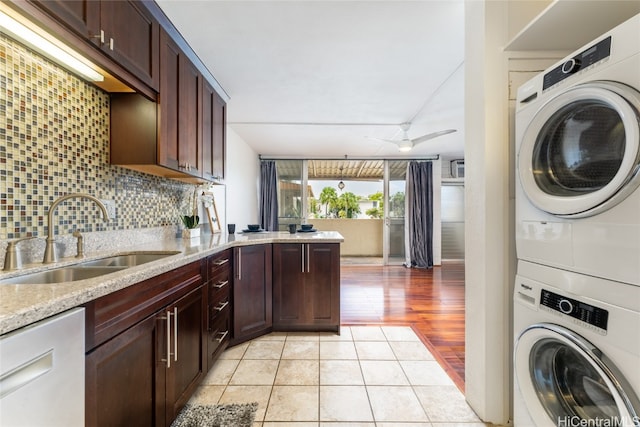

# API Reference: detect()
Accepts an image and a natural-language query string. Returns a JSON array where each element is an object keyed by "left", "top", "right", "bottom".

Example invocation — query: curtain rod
[{"left": 258, "top": 154, "right": 439, "bottom": 161}]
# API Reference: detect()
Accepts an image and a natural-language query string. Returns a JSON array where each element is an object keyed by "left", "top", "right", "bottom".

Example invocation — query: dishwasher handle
[{"left": 0, "top": 350, "right": 53, "bottom": 399}]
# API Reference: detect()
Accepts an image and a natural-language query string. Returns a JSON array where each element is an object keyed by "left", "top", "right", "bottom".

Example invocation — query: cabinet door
[
  {"left": 272, "top": 243, "right": 340, "bottom": 331},
  {"left": 30, "top": 0, "right": 100, "bottom": 37},
  {"left": 202, "top": 79, "right": 226, "bottom": 182},
  {"left": 159, "top": 28, "right": 180, "bottom": 171},
  {"left": 159, "top": 28, "right": 201, "bottom": 177},
  {"left": 99, "top": 0, "right": 159, "bottom": 90},
  {"left": 178, "top": 55, "right": 202, "bottom": 177},
  {"left": 165, "top": 286, "right": 206, "bottom": 425},
  {"left": 86, "top": 313, "right": 165, "bottom": 427},
  {"left": 306, "top": 243, "right": 341, "bottom": 326},
  {"left": 273, "top": 243, "right": 306, "bottom": 327},
  {"left": 232, "top": 244, "right": 273, "bottom": 343}
]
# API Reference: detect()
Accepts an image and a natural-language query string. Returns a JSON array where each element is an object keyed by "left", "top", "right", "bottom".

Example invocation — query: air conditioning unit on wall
[{"left": 451, "top": 160, "right": 464, "bottom": 178}]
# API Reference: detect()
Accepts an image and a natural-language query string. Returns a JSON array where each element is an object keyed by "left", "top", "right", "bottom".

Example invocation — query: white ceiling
[{"left": 155, "top": 0, "right": 465, "bottom": 159}]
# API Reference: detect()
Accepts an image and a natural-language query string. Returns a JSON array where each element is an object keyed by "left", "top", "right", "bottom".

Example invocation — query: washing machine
[
  {"left": 515, "top": 13, "right": 640, "bottom": 286},
  {"left": 514, "top": 260, "right": 640, "bottom": 426}
]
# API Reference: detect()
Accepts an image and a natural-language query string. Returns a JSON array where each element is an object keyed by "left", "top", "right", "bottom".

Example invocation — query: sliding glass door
[
  {"left": 275, "top": 160, "right": 304, "bottom": 231},
  {"left": 384, "top": 160, "right": 408, "bottom": 265},
  {"left": 272, "top": 158, "right": 438, "bottom": 266}
]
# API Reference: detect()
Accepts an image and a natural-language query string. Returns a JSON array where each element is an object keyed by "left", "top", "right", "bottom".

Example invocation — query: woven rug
[{"left": 171, "top": 402, "right": 258, "bottom": 427}]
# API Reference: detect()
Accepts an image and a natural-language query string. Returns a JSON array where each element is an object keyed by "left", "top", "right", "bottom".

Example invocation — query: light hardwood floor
[{"left": 340, "top": 261, "right": 465, "bottom": 391}]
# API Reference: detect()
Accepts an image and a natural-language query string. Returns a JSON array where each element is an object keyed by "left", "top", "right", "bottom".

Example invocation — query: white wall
[
  {"left": 225, "top": 126, "right": 260, "bottom": 230},
  {"left": 464, "top": 1, "right": 512, "bottom": 424}
]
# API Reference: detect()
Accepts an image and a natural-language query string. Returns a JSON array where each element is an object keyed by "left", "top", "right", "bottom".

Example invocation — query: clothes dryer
[
  {"left": 515, "top": 14, "right": 640, "bottom": 286},
  {"left": 514, "top": 260, "right": 640, "bottom": 426}
]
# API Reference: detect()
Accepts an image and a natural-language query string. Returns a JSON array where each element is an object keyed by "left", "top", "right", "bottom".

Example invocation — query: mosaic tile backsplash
[{"left": 0, "top": 34, "right": 197, "bottom": 243}]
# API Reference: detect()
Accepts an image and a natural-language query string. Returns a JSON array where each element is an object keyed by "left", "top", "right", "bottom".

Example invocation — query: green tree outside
[
  {"left": 390, "top": 191, "right": 405, "bottom": 217},
  {"left": 319, "top": 187, "right": 338, "bottom": 218},
  {"left": 336, "top": 192, "right": 361, "bottom": 218},
  {"left": 365, "top": 191, "right": 384, "bottom": 219}
]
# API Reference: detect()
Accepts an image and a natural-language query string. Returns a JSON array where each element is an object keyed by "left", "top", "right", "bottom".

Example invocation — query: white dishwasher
[{"left": 0, "top": 308, "right": 85, "bottom": 426}]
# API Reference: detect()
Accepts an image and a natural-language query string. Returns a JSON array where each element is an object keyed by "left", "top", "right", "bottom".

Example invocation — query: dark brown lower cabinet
[
  {"left": 273, "top": 243, "right": 340, "bottom": 332},
  {"left": 85, "top": 313, "right": 162, "bottom": 426},
  {"left": 83, "top": 241, "right": 339, "bottom": 426},
  {"left": 231, "top": 244, "right": 272, "bottom": 344},
  {"left": 84, "top": 261, "right": 206, "bottom": 427},
  {"left": 206, "top": 250, "right": 232, "bottom": 369},
  {"left": 164, "top": 287, "right": 207, "bottom": 423}
]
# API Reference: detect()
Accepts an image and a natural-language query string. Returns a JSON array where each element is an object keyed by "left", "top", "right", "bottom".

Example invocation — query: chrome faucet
[
  {"left": 3, "top": 236, "right": 37, "bottom": 271},
  {"left": 43, "top": 193, "right": 109, "bottom": 264}
]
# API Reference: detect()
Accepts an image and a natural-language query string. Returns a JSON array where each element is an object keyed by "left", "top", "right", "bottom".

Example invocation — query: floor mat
[{"left": 171, "top": 402, "right": 258, "bottom": 427}]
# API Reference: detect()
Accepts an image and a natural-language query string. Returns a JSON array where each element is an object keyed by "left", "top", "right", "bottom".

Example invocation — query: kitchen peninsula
[{"left": 0, "top": 230, "right": 343, "bottom": 335}]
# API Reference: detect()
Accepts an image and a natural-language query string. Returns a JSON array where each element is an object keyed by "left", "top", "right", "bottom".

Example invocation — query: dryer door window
[
  {"left": 515, "top": 323, "right": 640, "bottom": 425},
  {"left": 518, "top": 81, "right": 640, "bottom": 217}
]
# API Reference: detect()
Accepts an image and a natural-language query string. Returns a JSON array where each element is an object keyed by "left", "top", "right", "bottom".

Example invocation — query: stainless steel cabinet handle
[
  {"left": 213, "top": 280, "right": 229, "bottom": 289},
  {"left": 162, "top": 311, "right": 172, "bottom": 368},
  {"left": 161, "top": 307, "right": 178, "bottom": 367},
  {"left": 173, "top": 307, "right": 178, "bottom": 363},
  {"left": 306, "top": 244, "right": 310, "bottom": 273},
  {"left": 0, "top": 350, "right": 53, "bottom": 399},
  {"left": 214, "top": 258, "right": 229, "bottom": 266},
  {"left": 301, "top": 244, "right": 305, "bottom": 273},
  {"left": 214, "top": 301, "right": 229, "bottom": 312},
  {"left": 109, "top": 37, "right": 114, "bottom": 51},
  {"left": 237, "top": 248, "right": 242, "bottom": 280},
  {"left": 90, "top": 30, "right": 105, "bottom": 44},
  {"left": 216, "top": 330, "right": 229, "bottom": 342}
]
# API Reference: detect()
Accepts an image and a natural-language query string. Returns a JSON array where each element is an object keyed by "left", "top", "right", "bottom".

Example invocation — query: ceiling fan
[{"left": 373, "top": 123, "right": 457, "bottom": 152}]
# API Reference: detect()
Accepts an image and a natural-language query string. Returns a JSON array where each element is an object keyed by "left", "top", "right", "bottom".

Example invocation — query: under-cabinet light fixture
[{"left": 0, "top": 9, "right": 104, "bottom": 82}]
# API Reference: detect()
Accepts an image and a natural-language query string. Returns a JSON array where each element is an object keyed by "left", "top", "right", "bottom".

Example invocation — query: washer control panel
[
  {"left": 540, "top": 289, "right": 609, "bottom": 331},
  {"left": 542, "top": 36, "right": 612, "bottom": 90}
]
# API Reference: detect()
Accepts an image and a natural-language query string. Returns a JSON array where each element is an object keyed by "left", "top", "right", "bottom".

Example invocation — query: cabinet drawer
[
  {"left": 208, "top": 308, "right": 230, "bottom": 366},
  {"left": 209, "top": 289, "right": 229, "bottom": 325},
  {"left": 209, "top": 270, "right": 230, "bottom": 296},
  {"left": 207, "top": 250, "right": 231, "bottom": 279},
  {"left": 83, "top": 260, "right": 204, "bottom": 351}
]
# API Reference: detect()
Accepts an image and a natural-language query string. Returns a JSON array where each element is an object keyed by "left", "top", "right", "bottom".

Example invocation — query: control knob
[
  {"left": 558, "top": 299, "right": 573, "bottom": 314},
  {"left": 561, "top": 59, "right": 580, "bottom": 74}
]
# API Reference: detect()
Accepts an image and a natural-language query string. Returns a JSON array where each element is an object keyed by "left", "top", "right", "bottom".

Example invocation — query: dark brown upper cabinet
[
  {"left": 28, "top": 0, "right": 99, "bottom": 37},
  {"left": 159, "top": 28, "right": 202, "bottom": 178},
  {"left": 30, "top": 0, "right": 159, "bottom": 91},
  {"left": 201, "top": 79, "right": 227, "bottom": 182},
  {"left": 98, "top": 1, "right": 159, "bottom": 90},
  {"left": 110, "top": 27, "right": 225, "bottom": 184}
]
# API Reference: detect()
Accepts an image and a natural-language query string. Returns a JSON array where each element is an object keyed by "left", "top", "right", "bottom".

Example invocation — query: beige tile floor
[{"left": 188, "top": 326, "right": 490, "bottom": 426}]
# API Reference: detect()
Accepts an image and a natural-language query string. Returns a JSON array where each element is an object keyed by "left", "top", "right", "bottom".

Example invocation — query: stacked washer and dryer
[{"left": 513, "top": 14, "right": 640, "bottom": 427}]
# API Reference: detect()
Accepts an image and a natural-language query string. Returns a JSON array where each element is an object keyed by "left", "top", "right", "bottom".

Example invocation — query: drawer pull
[
  {"left": 214, "top": 258, "right": 229, "bottom": 266},
  {"left": 213, "top": 280, "right": 229, "bottom": 289},
  {"left": 216, "top": 330, "right": 229, "bottom": 342},
  {"left": 214, "top": 301, "right": 229, "bottom": 312}
]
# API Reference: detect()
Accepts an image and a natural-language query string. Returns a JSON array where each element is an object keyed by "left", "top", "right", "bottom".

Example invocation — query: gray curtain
[
  {"left": 259, "top": 160, "right": 279, "bottom": 231},
  {"left": 404, "top": 161, "right": 433, "bottom": 268}
]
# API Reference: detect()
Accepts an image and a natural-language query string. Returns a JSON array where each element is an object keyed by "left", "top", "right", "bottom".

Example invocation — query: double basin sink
[{"left": 0, "top": 252, "right": 181, "bottom": 285}]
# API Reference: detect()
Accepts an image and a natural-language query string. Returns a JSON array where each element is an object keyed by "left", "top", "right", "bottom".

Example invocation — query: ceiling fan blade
[
  {"left": 411, "top": 129, "right": 457, "bottom": 146},
  {"left": 366, "top": 136, "right": 401, "bottom": 145}
]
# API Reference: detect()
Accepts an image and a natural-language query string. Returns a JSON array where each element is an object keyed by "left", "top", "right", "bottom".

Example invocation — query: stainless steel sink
[
  {"left": 0, "top": 266, "right": 127, "bottom": 284},
  {"left": 79, "top": 252, "right": 181, "bottom": 267},
  {"left": 0, "top": 251, "right": 181, "bottom": 285}
]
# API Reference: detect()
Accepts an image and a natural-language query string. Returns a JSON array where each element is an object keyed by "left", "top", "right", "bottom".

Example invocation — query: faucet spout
[{"left": 43, "top": 193, "right": 109, "bottom": 264}]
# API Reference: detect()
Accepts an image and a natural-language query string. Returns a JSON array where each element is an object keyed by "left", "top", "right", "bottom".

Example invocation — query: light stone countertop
[{"left": 0, "top": 231, "right": 343, "bottom": 336}]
